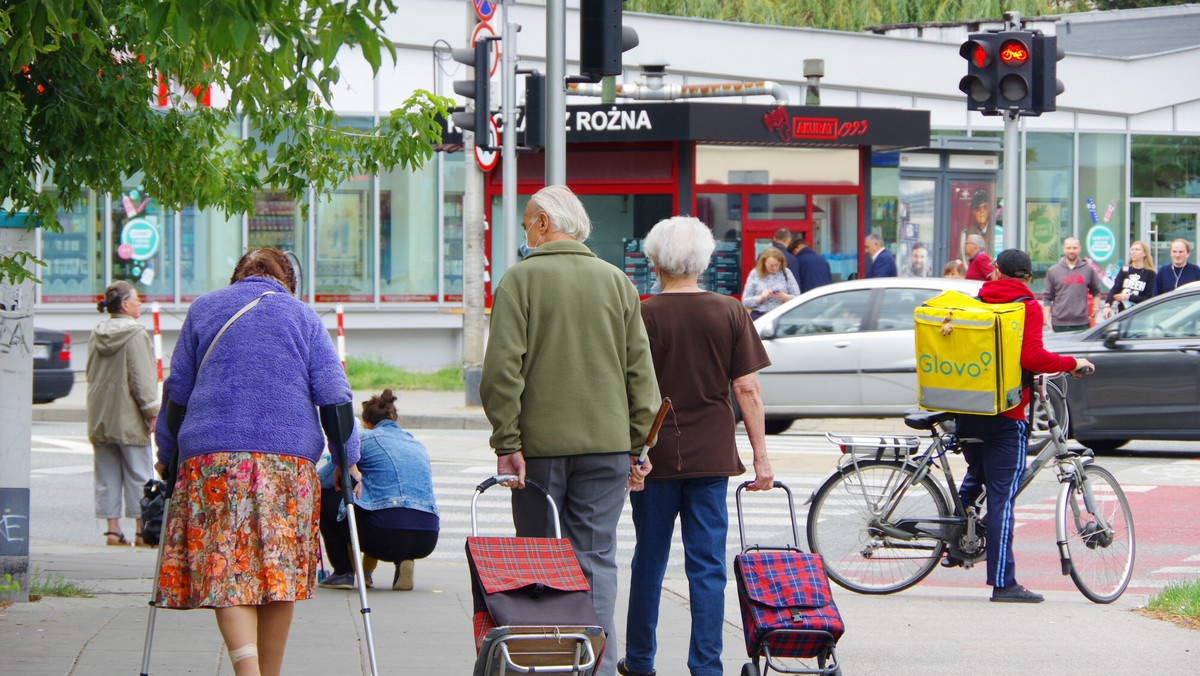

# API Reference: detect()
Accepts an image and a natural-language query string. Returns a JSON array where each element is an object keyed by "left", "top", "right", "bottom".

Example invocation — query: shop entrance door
[
  {"left": 1144, "top": 203, "right": 1200, "bottom": 271},
  {"left": 896, "top": 168, "right": 997, "bottom": 278},
  {"left": 743, "top": 220, "right": 812, "bottom": 285}
]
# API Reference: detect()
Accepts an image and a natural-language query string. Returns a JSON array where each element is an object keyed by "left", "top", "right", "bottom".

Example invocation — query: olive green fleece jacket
[
  {"left": 87, "top": 314, "right": 160, "bottom": 446},
  {"left": 480, "top": 239, "right": 661, "bottom": 458}
]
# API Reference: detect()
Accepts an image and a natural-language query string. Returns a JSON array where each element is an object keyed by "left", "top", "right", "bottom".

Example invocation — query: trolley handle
[
  {"left": 472, "top": 475, "right": 561, "bottom": 539},
  {"left": 735, "top": 481, "right": 801, "bottom": 553}
]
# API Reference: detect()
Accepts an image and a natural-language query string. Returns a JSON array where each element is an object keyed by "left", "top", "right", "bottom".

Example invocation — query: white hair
[
  {"left": 643, "top": 217, "right": 716, "bottom": 278},
  {"left": 967, "top": 234, "right": 986, "bottom": 249},
  {"left": 530, "top": 184, "right": 591, "bottom": 242}
]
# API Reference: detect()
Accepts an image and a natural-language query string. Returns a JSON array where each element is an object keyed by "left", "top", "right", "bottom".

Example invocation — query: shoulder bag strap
[{"left": 197, "top": 291, "right": 275, "bottom": 375}]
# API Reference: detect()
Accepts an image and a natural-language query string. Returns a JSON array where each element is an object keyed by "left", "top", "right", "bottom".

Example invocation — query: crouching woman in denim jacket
[{"left": 318, "top": 389, "right": 439, "bottom": 591}]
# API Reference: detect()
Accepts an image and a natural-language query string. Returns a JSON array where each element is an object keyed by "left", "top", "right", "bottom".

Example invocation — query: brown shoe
[
  {"left": 393, "top": 560, "right": 414, "bottom": 591},
  {"left": 104, "top": 531, "right": 130, "bottom": 546}
]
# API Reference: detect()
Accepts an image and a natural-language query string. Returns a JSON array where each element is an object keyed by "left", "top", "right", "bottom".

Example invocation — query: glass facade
[
  {"left": 41, "top": 190, "right": 103, "bottom": 303},
  {"left": 111, "top": 179, "right": 174, "bottom": 303},
  {"left": 181, "top": 204, "right": 242, "bottom": 302},
  {"left": 1025, "top": 132, "right": 1074, "bottom": 281},
  {"left": 1131, "top": 135, "right": 1200, "bottom": 199},
  {"left": 1078, "top": 134, "right": 1127, "bottom": 282}
]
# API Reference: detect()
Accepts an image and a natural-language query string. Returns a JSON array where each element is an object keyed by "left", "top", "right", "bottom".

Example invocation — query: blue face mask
[{"left": 519, "top": 242, "right": 534, "bottom": 259}]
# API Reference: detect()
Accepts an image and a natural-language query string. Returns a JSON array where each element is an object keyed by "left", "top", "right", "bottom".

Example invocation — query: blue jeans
[
  {"left": 625, "top": 477, "right": 729, "bottom": 676},
  {"left": 956, "top": 414, "right": 1028, "bottom": 589}
]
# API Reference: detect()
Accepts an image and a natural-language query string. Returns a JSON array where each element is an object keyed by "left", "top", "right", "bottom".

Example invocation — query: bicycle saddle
[{"left": 904, "top": 410, "right": 955, "bottom": 431}]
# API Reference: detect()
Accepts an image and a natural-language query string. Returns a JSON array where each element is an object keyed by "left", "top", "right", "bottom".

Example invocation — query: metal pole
[
  {"left": 1003, "top": 110, "right": 1020, "bottom": 251},
  {"left": 502, "top": 1, "right": 519, "bottom": 274},
  {"left": 546, "top": 0, "right": 566, "bottom": 185},
  {"left": 462, "top": 10, "right": 486, "bottom": 406}
]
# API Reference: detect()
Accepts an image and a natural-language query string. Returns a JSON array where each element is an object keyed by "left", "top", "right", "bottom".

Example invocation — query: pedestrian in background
[
  {"left": 963, "top": 234, "right": 994, "bottom": 281},
  {"left": 770, "top": 227, "right": 801, "bottom": 287},
  {"left": 480, "top": 185, "right": 660, "bottom": 676},
  {"left": 863, "top": 232, "right": 897, "bottom": 278},
  {"left": 1154, "top": 238, "right": 1200, "bottom": 296},
  {"left": 88, "top": 280, "right": 159, "bottom": 548},
  {"left": 790, "top": 234, "right": 833, "bottom": 292},
  {"left": 943, "top": 259, "right": 966, "bottom": 279},
  {"left": 742, "top": 247, "right": 799, "bottom": 319},
  {"left": 1102, "top": 240, "right": 1156, "bottom": 319},
  {"left": 1043, "top": 237, "right": 1102, "bottom": 332},
  {"left": 318, "top": 389, "right": 439, "bottom": 592},
  {"left": 153, "top": 248, "right": 359, "bottom": 676},
  {"left": 619, "top": 216, "right": 774, "bottom": 676}
]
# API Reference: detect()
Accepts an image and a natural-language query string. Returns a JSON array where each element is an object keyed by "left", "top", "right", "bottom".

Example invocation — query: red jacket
[
  {"left": 979, "top": 278, "right": 1078, "bottom": 420},
  {"left": 965, "top": 251, "right": 994, "bottom": 281}
]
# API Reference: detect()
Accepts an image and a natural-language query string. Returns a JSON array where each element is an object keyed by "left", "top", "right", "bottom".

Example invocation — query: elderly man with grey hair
[
  {"left": 964, "top": 233, "right": 995, "bottom": 281},
  {"left": 480, "top": 184, "right": 660, "bottom": 676},
  {"left": 618, "top": 216, "right": 774, "bottom": 676},
  {"left": 864, "top": 232, "right": 897, "bottom": 278}
]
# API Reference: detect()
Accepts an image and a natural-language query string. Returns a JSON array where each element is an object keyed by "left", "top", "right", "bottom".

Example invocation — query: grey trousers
[
  {"left": 511, "top": 452, "right": 627, "bottom": 676},
  {"left": 92, "top": 441, "right": 153, "bottom": 520}
]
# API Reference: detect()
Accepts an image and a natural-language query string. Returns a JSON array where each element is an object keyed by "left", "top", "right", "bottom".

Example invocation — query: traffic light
[
  {"left": 579, "top": 0, "right": 639, "bottom": 80},
  {"left": 523, "top": 71, "right": 546, "bottom": 151},
  {"left": 1032, "top": 34, "right": 1065, "bottom": 114},
  {"left": 451, "top": 39, "right": 492, "bottom": 143},
  {"left": 959, "top": 33, "right": 999, "bottom": 113},
  {"left": 994, "top": 31, "right": 1035, "bottom": 112}
]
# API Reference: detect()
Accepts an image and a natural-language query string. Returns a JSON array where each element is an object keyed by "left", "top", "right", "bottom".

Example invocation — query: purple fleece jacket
[{"left": 154, "top": 276, "right": 360, "bottom": 467}]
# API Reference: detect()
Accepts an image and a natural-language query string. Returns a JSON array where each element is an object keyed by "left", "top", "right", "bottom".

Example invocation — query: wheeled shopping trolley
[
  {"left": 734, "top": 481, "right": 844, "bottom": 676},
  {"left": 468, "top": 476, "right": 606, "bottom": 676}
]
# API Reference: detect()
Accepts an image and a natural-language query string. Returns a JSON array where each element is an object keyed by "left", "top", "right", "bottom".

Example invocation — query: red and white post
[
  {"left": 336, "top": 303, "right": 346, "bottom": 371},
  {"left": 151, "top": 302, "right": 163, "bottom": 400}
]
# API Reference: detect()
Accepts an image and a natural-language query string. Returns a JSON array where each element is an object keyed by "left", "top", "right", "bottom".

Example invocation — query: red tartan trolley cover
[
  {"left": 467, "top": 536, "right": 592, "bottom": 651},
  {"left": 734, "top": 550, "right": 844, "bottom": 659}
]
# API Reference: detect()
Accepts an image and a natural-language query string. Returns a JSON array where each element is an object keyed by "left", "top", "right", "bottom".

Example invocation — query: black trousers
[{"left": 319, "top": 488, "right": 439, "bottom": 575}]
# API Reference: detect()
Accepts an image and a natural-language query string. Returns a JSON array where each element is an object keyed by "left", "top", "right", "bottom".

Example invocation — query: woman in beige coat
[{"left": 87, "top": 281, "right": 159, "bottom": 547}]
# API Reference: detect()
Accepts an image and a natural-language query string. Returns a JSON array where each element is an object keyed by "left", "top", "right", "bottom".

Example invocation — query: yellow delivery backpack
[{"left": 913, "top": 290, "right": 1028, "bottom": 415}]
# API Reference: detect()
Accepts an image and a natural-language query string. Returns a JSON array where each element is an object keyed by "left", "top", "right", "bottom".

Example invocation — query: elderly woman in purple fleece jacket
[{"left": 153, "top": 248, "right": 359, "bottom": 676}]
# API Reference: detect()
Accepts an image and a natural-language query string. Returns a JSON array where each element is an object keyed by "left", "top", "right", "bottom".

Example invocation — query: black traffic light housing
[
  {"left": 522, "top": 71, "right": 546, "bottom": 151},
  {"left": 579, "top": 0, "right": 639, "bottom": 81},
  {"left": 451, "top": 39, "right": 494, "bottom": 146},
  {"left": 1032, "top": 33, "right": 1065, "bottom": 114},
  {"left": 959, "top": 34, "right": 999, "bottom": 114}
]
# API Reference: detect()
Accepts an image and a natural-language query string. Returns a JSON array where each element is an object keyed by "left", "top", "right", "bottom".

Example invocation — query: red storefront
[{"left": 452, "top": 101, "right": 929, "bottom": 296}]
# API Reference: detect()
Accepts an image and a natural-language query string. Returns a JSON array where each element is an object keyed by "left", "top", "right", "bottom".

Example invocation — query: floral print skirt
[{"left": 155, "top": 452, "right": 320, "bottom": 609}]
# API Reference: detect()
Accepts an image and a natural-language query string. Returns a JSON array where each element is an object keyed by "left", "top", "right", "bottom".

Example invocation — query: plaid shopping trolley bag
[
  {"left": 467, "top": 476, "right": 606, "bottom": 676},
  {"left": 734, "top": 481, "right": 843, "bottom": 676}
]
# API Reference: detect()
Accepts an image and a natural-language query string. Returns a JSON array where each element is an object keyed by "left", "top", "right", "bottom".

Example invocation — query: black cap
[{"left": 995, "top": 249, "right": 1032, "bottom": 278}]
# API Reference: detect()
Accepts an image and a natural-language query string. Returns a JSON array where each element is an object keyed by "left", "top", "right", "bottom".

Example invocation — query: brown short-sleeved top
[{"left": 640, "top": 291, "right": 771, "bottom": 480}]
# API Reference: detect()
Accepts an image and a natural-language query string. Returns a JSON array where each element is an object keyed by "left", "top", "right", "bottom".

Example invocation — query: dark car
[
  {"left": 33, "top": 328, "right": 74, "bottom": 404},
  {"left": 1043, "top": 281, "right": 1200, "bottom": 452}
]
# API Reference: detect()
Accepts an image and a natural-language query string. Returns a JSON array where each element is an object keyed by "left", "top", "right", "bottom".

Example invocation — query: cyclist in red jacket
[{"left": 952, "top": 249, "right": 1095, "bottom": 603}]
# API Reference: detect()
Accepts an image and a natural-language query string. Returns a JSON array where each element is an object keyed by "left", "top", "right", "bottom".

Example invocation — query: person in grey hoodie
[{"left": 87, "top": 280, "right": 159, "bottom": 547}]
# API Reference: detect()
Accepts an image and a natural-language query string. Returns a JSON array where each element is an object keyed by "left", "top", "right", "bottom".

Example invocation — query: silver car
[{"left": 752, "top": 277, "right": 984, "bottom": 434}]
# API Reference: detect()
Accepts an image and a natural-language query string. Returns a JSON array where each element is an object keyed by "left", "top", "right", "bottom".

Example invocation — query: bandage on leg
[{"left": 228, "top": 643, "right": 258, "bottom": 666}]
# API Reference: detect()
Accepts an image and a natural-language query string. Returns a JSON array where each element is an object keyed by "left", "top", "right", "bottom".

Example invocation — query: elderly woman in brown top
[
  {"left": 87, "top": 280, "right": 159, "bottom": 547},
  {"left": 619, "top": 216, "right": 774, "bottom": 676}
]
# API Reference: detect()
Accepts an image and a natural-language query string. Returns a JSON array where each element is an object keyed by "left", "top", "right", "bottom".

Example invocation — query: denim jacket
[{"left": 318, "top": 420, "right": 438, "bottom": 516}]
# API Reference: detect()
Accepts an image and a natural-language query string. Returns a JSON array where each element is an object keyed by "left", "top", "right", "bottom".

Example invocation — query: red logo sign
[{"left": 762, "top": 107, "right": 870, "bottom": 142}]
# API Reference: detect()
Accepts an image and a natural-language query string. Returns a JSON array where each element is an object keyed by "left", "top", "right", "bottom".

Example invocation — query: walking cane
[
  {"left": 139, "top": 400, "right": 185, "bottom": 676},
  {"left": 628, "top": 398, "right": 672, "bottom": 494},
  {"left": 320, "top": 402, "right": 379, "bottom": 676}
]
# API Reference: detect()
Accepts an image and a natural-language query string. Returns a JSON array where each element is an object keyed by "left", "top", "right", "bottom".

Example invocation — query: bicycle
[{"left": 804, "top": 373, "right": 1136, "bottom": 603}]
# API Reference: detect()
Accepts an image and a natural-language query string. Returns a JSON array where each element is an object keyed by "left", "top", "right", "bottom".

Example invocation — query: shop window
[
  {"left": 748, "top": 193, "right": 808, "bottom": 220},
  {"left": 315, "top": 183, "right": 373, "bottom": 303},
  {"left": 111, "top": 182, "right": 174, "bottom": 303},
  {"left": 381, "top": 158, "right": 439, "bottom": 303},
  {"left": 580, "top": 193, "right": 673, "bottom": 273},
  {"left": 181, "top": 205, "right": 242, "bottom": 301},
  {"left": 1132, "top": 135, "right": 1200, "bottom": 199},
  {"left": 1026, "top": 132, "right": 1074, "bottom": 285},
  {"left": 1079, "top": 134, "right": 1127, "bottom": 281},
  {"left": 812, "top": 195, "right": 858, "bottom": 282},
  {"left": 40, "top": 189, "right": 103, "bottom": 304},
  {"left": 442, "top": 154, "right": 465, "bottom": 302},
  {"left": 696, "top": 146, "right": 859, "bottom": 186},
  {"left": 247, "top": 191, "right": 305, "bottom": 298}
]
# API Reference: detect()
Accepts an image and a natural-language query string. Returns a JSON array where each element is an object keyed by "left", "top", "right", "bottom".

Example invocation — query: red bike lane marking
[{"left": 923, "top": 484, "right": 1200, "bottom": 595}]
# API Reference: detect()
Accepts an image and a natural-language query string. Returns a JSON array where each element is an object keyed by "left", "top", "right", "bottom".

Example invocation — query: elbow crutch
[
  {"left": 140, "top": 399, "right": 185, "bottom": 676},
  {"left": 320, "top": 402, "right": 379, "bottom": 676}
]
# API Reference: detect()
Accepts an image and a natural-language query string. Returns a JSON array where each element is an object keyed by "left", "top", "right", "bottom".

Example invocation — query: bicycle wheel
[
  {"left": 1057, "top": 464, "right": 1135, "bottom": 604},
  {"left": 807, "top": 461, "right": 949, "bottom": 594}
]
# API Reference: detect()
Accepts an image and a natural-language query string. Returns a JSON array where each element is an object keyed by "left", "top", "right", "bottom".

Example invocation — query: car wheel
[
  {"left": 1081, "top": 438, "right": 1130, "bottom": 453},
  {"left": 764, "top": 418, "right": 793, "bottom": 435}
]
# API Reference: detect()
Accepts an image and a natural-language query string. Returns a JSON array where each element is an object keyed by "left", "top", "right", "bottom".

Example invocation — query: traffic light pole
[
  {"left": 1003, "top": 110, "right": 1020, "bottom": 251},
  {"left": 546, "top": 0, "right": 566, "bottom": 185},
  {"left": 502, "top": 1, "right": 518, "bottom": 272}
]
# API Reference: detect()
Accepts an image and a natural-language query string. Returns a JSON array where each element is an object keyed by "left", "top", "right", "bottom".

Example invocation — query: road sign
[
  {"left": 475, "top": 115, "right": 500, "bottom": 172},
  {"left": 473, "top": 0, "right": 497, "bottom": 23},
  {"left": 470, "top": 22, "right": 500, "bottom": 78}
]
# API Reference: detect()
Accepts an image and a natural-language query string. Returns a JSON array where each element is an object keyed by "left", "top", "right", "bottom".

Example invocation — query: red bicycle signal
[{"left": 1000, "top": 40, "right": 1029, "bottom": 66}]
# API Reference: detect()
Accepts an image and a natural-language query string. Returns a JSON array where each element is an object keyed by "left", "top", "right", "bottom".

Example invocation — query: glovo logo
[{"left": 919, "top": 351, "right": 993, "bottom": 378}]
